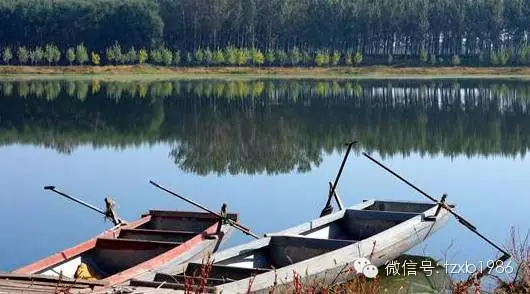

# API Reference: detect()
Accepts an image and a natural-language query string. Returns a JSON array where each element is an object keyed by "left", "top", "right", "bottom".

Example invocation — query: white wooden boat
[{"left": 130, "top": 200, "right": 450, "bottom": 293}]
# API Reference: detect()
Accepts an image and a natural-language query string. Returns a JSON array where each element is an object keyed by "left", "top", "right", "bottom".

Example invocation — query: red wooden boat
[{"left": 0, "top": 210, "right": 237, "bottom": 293}]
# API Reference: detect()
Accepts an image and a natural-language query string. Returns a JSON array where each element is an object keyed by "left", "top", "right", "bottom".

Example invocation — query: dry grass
[{"left": 2, "top": 65, "right": 530, "bottom": 78}]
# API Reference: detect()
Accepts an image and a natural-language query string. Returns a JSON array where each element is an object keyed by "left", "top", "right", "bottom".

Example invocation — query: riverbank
[{"left": 2, "top": 65, "right": 530, "bottom": 80}]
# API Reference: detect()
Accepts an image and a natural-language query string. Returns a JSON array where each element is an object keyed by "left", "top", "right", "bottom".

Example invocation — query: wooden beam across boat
[{"left": 130, "top": 199, "right": 450, "bottom": 293}]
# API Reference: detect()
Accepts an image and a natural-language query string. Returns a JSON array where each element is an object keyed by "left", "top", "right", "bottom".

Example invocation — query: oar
[
  {"left": 43, "top": 186, "right": 124, "bottom": 226},
  {"left": 149, "top": 180, "right": 260, "bottom": 239},
  {"left": 361, "top": 152, "right": 511, "bottom": 277},
  {"left": 320, "top": 141, "right": 358, "bottom": 216}
]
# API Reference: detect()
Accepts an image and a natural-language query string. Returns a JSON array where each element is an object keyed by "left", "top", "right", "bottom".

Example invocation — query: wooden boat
[
  {"left": 0, "top": 210, "right": 238, "bottom": 293},
  {"left": 130, "top": 200, "right": 450, "bottom": 293}
]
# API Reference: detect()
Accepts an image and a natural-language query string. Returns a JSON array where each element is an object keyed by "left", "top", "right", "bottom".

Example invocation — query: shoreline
[{"left": 1, "top": 65, "right": 530, "bottom": 80}]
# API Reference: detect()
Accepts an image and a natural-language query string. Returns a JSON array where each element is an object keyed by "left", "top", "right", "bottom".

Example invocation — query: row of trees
[
  {"left": 2, "top": 44, "right": 367, "bottom": 66},
  {"left": 6, "top": 42, "right": 529, "bottom": 67},
  {"left": 2, "top": 0, "right": 530, "bottom": 66}
]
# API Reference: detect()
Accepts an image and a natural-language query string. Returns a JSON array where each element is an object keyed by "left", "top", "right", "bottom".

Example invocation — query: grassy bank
[{"left": 2, "top": 65, "right": 530, "bottom": 80}]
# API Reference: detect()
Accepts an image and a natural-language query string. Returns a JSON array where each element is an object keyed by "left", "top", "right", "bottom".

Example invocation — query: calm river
[{"left": 0, "top": 78, "right": 528, "bottom": 278}]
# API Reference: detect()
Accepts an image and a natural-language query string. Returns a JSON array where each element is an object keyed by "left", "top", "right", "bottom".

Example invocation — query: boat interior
[
  {"left": 31, "top": 210, "right": 236, "bottom": 281},
  {"left": 131, "top": 201, "right": 437, "bottom": 291}
]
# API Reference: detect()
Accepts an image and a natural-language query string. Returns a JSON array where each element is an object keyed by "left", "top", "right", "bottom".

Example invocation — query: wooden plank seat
[{"left": 118, "top": 229, "right": 201, "bottom": 243}]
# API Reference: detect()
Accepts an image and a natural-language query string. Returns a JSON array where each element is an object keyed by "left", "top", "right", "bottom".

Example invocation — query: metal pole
[
  {"left": 44, "top": 186, "right": 106, "bottom": 216},
  {"left": 361, "top": 152, "right": 511, "bottom": 259},
  {"left": 320, "top": 141, "right": 357, "bottom": 216},
  {"left": 149, "top": 181, "right": 260, "bottom": 239}
]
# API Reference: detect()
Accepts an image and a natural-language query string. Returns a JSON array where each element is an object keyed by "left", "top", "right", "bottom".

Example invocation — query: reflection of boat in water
[
  {"left": 379, "top": 255, "right": 452, "bottom": 293},
  {"left": 0, "top": 210, "right": 237, "bottom": 293},
  {"left": 130, "top": 200, "right": 450, "bottom": 293}
]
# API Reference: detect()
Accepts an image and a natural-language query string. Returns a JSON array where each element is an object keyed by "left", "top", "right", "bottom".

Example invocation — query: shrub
[
  {"left": 3, "top": 47, "right": 13, "bottom": 64},
  {"left": 161, "top": 47, "right": 173, "bottom": 66},
  {"left": 194, "top": 48, "right": 205, "bottom": 65},
  {"left": 429, "top": 53, "right": 437, "bottom": 65},
  {"left": 29, "top": 47, "right": 44, "bottom": 65},
  {"left": 44, "top": 44, "right": 60, "bottom": 65},
  {"left": 126, "top": 47, "right": 138, "bottom": 64},
  {"left": 138, "top": 49, "right": 148, "bottom": 64},
  {"left": 17, "top": 46, "right": 29, "bottom": 64},
  {"left": 150, "top": 48, "right": 163, "bottom": 64},
  {"left": 354, "top": 52, "right": 363, "bottom": 65},
  {"left": 420, "top": 50, "right": 428, "bottom": 64},
  {"left": 345, "top": 52, "right": 353, "bottom": 66},
  {"left": 451, "top": 55, "right": 461, "bottom": 66},
  {"left": 315, "top": 50, "right": 330, "bottom": 67},
  {"left": 204, "top": 48, "right": 213, "bottom": 66},
  {"left": 331, "top": 51, "right": 341, "bottom": 66},
  {"left": 265, "top": 50, "right": 275, "bottom": 65},
  {"left": 91, "top": 52, "right": 101, "bottom": 65},
  {"left": 289, "top": 47, "right": 301, "bottom": 66},
  {"left": 174, "top": 50, "right": 181, "bottom": 65},
  {"left": 76, "top": 43, "right": 89, "bottom": 65},
  {"left": 66, "top": 48, "right": 75, "bottom": 65},
  {"left": 224, "top": 46, "right": 237, "bottom": 65},
  {"left": 213, "top": 49, "right": 224, "bottom": 65},
  {"left": 275, "top": 49, "right": 288, "bottom": 66},
  {"left": 250, "top": 48, "right": 264, "bottom": 66},
  {"left": 490, "top": 51, "right": 500, "bottom": 66},
  {"left": 236, "top": 48, "right": 249, "bottom": 66},
  {"left": 387, "top": 53, "right": 393, "bottom": 65},
  {"left": 106, "top": 43, "right": 122, "bottom": 65}
]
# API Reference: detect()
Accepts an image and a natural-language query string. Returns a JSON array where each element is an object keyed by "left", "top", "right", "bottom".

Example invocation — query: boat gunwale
[{"left": 211, "top": 201, "right": 449, "bottom": 292}]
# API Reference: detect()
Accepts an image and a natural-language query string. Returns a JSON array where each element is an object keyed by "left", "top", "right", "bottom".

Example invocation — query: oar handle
[
  {"left": 361, "top": 153, "right": 511, "bottom": 259},
  {"left": 44, "top": 185, "right": 107, "bottom": 216},
  {"left": 149, "top": 181, "right": 260, "bottom": 239}
]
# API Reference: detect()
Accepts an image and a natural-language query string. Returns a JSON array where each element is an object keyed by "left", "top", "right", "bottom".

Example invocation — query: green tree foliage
[
  {"left": 66, "top": 48, "right": 76, "bottom": 65},
  {"left": 44, "top": 44, "right": 60, "bottom": 65},
  {"left": 265, "top": 50, "right": 275, "bottom": 66},
  {"left": 345, "top": 52, "right": 353, "bottom": 66},
  {"left": 451, "top": 55, "right": 461, "bottom": 66},
  {"left": 150, "top": 48, "right": 163, "bottom": 64},
  {"left": 138, "top": 49, "right": 148, "bottom": 64},
  {"left": 204, "top": 48, "right": 213, "bottom": 65},
  {"left": 315, "top": 50, "right": 329, "bottom": 67},
  {"left": 106, "top": 43, "right": 123, "bottom": 65},
  {"left": 236, "top": 48, "right": 249, "bottom": 66},
  {"left": 289, "top": 47, "right": 301, "bottom": 66},
  {"left": 161, "top": 47, "right": 173, "bottom": 65},
  {"left": 420, "top": 50, "right": 429, "bottom": 64},
  {"left": 91, "top": 52, "right": 101, "bottom": 65},
  {"left": 17, "top": 47, "right": 29, "bottom": 64},
  {"left": 224, "top": 46, "right": 237, "bottom": 65},
  {"left": 126, "top": 47, "right": 138, "bottom": 64},
  {"left": 76, "top": 44, "right": 89, "bottom": 65},
  {"left": 174, "top": 50, "right": 181, "bottom": 65},
  {"left": 331, "top": 51, "right": 341, "bottom": 66},
  {"left": 30, "top": 47, "right": 44, "bottom": 65},
  {"left": 275, "top": 49, "right": 288, "bottom": 66},
  {"left": 354, "top": 52, "right": 363, "bottom": 66},
  {"left": 2, "top": 47, "right": 12, "bottom": 64},
  {"left": 250, "top": 48, "right": 264, "bottom": 66},
  {"left": 194, "top": 48, "right": 205, "bottom": 65},
  {"left": 213, "top": 49, "right": 224, "bottom": 65}
]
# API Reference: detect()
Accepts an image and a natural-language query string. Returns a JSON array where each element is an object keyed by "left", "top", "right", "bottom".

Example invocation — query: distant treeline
[
  {"left": 1, "top": 79, "right": 530, "bottom": 174},
  {"left": 2, "top": 0, "right": 530, "bottom": 66}
]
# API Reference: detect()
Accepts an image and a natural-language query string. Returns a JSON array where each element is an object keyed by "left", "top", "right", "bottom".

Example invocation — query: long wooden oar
[
  {"left": 362, "top": 152, "right": 511, "bottom": 277},
  {"left": 320, "top": 141, "right": 357, "bottom": 216},
  {"left": 44, "top": 186, "right": 124, "bottom": 225},
  {"left": 149, "top": 181, "right": 260, "bottom": 239}
]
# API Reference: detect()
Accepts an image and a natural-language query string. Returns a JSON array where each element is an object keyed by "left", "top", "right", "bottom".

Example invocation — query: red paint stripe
[
  {"left": 13, "top": 216, "right": 152, "bottom": 274},
  {"left": 101, "top": 221, "right": 220, "bottom": 286}
]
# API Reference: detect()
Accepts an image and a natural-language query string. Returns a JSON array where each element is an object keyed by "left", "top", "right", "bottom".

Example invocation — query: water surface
[{"left": 0, "top": 78, "right": 528, "bottom": 274}]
